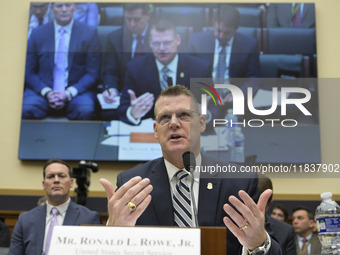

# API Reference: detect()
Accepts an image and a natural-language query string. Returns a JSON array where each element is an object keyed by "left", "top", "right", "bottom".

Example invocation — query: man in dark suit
[
  {"left": 186, "top": 5, "right": 260, "bottom": 120},
  {"left": 118, "top": 19, "right": 211, "bottom": 125},
  {"left": 292, "top": 207, "right": 321, "bottom": 254},
  {"left": 22, "top": 2, "right": 101, "bottom": 120},
  {"left": 102, "top": 3, "right": 152, "bottom": 103},
  {"left": 258, "top": 174, "right": 297, "bottom": 255},
  {"left": 101, "top": 85, "right": 283, "bottom": 254},
  {"left": 266, "top": 3, "right": 315, "bottom": 28},
  {"left": 9, "top": 159, "right": 101, "bottom": 255}
]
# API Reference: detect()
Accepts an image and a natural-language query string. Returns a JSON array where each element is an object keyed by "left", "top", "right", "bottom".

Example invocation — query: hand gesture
[
  {"left": 128, "top": 89, "right": 154, "bottom": 119},
  {"left": 100, "top": 177, "right": 153, "bottom": 227},
  {"left": 223, "top": 189, "right": 272, "bottom": 250}
]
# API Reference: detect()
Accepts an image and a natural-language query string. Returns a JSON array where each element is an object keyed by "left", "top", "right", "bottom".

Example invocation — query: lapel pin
[
  {"left": 180, "top": 72, "right": 184, "bottom": 78},
  {"left": 207, "top": 182, "right": 213, "bottom": 190}
]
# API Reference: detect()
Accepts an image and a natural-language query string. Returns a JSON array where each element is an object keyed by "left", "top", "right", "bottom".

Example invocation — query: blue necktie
[
  {"left": 53, "top": 28, "right": 66, "bottom": 91},
  {"left": 173, "top": 170, "right": 193, "bottom": 227},
  {"left": 216, "top": 45, "right": 226, "bottom": 79},
  {"left": 160, "top": 66, "right": 170, "bottom": 91}
]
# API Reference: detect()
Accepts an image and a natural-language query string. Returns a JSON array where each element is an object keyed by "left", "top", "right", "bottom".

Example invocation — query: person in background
[
  {"left": 27, "top": 2, "right": 53, "bottom": 39},
  {"left": 118, "top": 19, "right": 211, "bottom": 125},
  {"left": 9, "top": 159, "right": 101, "bottom": 255},
  {"left": 292, "top": 206, "right": 321, "bottom": 254},
  {"left": 0, "top": 218, "right": 10, "bottom": 247},
  {"left": 270, "top": 204, "right": 289, "bottom": 223},
  {"left": 266, "top": 3, "right": 315, "bottom": 28},
  {"left": 186, "top": 5, "right": 260, "bottom": 120},
  {"left": 257, "top": 174, "right": 297, "bottom": 255},
  {"left": 102, "top": 3, "right": 152, "bottom": 105},
  {"left": 37, "top": 196, "right": 47, "bottom": 206},
  {"left": 101, "top": 85, "right": 282, "bottom": 255},
  {"left": 22, "top": 2, "right": 101, "bottom": 120},
  {"left": 73, "top": 3, "right": 99, "bottom": 27}
]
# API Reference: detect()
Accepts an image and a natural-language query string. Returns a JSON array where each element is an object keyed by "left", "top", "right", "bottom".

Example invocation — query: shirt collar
[
  {"left": 215, "top": 37, "right": 234, "bottom": 51},
  {"left": 46, "top": 197, "right": 71, "bottom": 217},
  {"left": 54, "top": 18, "right": 74, "bottom": 35},
  {"left": 297, "top": 233, "right": 312, "bottom": 242},
  {"left": 164, "top": 153, "right": 201, "bottom": 182},
  {"left": 133, "top": 23, "right": 149, "bottom": 39},
  {"left": 155, "top": 54, "right": 179, "bottom": 74}
]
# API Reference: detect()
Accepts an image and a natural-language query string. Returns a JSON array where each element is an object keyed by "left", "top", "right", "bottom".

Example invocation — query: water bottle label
[
  {"left": 234, "top": 141, "right": 244, "bottom": 147},
  {"left": 317, "top": 217, "right": 340, "bottom": 233}
]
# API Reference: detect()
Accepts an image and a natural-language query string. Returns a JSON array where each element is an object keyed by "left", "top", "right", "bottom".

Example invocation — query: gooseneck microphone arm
[{"left": 182, "top": 151, "right": 199, "bottom": 227}]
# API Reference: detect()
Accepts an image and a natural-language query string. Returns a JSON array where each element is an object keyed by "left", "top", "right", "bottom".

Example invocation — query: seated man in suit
[
  {"left": 118, "top": 19, "right": 211, "bottom": 125},
  {"left": 266, "top": 3, "right": 315, "bottom": 28},
  {"left": 292, "top": 207, "right": 321, "bottom": 254},
  {"left": 22, "top": 2, "right": 101, "bottom": 120},
  {"left": 28, "top": 2, "right": 53, "bottom": 39},
  {"left": 101, "top": 85, "right": 282, "bottom": 254},
  {"left": 186, "top": 5, "right": 260, "bottom": 120},
  {"left": 102, "top": 3, "right": 152, "bottom": 103},
  {"left": 9, "top": 158, "right": 101, "bottom": 255},
  {"left": 258, "top": 174, "right": 297, "bottom": 255}
]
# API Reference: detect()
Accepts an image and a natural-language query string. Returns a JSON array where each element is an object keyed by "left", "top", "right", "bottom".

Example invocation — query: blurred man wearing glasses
[
  {"left": 101, "top": 85, "right": 282, "bottom": 255},
  {"left": 118, "top": 19, "right": 211, "bottom": 125}
]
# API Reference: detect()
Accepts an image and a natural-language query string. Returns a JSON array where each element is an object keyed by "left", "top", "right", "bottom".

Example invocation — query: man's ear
[
  {"left": 199, "top": 115, "right": 206, "bottom": 134},
  {"left": 153, "top": 122, "right": 159, "bottom": 140}
]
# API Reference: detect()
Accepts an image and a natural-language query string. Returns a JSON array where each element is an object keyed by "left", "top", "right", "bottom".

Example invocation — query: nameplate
[{"left": 49, "top": 226, "right": 200, "bottom": 255}]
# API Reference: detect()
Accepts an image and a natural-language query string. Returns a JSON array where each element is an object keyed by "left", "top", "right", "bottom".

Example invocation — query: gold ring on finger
[
  {"left": 127, "top": 201, "right": 137, "bottom": 212},
  {"left": 239, "top": 221, "right": 248, "bottom": 230}
]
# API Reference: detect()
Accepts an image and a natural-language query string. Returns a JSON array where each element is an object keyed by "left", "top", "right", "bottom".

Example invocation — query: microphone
[{"left": 182, "top": 151, "right": 199, "bottom": 227}]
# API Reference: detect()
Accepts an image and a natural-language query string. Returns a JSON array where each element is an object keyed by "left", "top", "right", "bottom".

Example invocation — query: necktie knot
[
  {"left": 162, "top": 66, "right": 170, "bottom": 75},
  {"left": 175, "top": 170, "right": 189, "bottom": 181},
  {"left": 59, "top": 27, "right": 65, "bottom": 35},
  {"left": 51, "top": 207, "right": 59, "bottom": 216}
]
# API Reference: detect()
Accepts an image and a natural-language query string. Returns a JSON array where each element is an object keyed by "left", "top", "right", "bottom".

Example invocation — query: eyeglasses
[
  {"left": 155, "top": 109, "right": 199, "bottom": 125},
  {"left": 150, "top": 40, "right": 174, "bottom": 48}
]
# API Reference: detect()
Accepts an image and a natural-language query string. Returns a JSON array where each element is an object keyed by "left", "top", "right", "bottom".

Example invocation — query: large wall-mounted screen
[{"left": 19, "top": 2, "right": 319, "bottom": 163}]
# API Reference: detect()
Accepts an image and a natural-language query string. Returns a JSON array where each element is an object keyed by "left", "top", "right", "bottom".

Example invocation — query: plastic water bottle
[
  {"left": 230, "top": 126, "right": 245, "bottom": 163},
  {"left": 225, "top": 109, "right": 238, "bottom": 147},
  {"left": 315, "top": 192, "right": 340, "bottom": 254}
]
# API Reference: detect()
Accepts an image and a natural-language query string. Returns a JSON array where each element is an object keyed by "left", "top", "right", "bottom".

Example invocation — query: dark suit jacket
[
  {"left": 186, "top": 30, "right": 260, "bottom": 79},
  {"left": 25, "top": 20, "right": 101, "bottom": 95},
  {"left": 266, "top": 3, "right": 315, "bottom": 28},
  {"left": 266, "top": 215, "right": 297, "bottom": 255},
  {"left": 295, "top": 232, "right": 321, "bottom": 255},
  {"left": 117, "top": 155, "right": 282, "bottom": 255},
  {"left": 118, "top": 53, "right": 211, "bottom": 124},
  {"left": 9, "top": 201, "right": 101, "bottom": 255},
  {"left": 103, "top": 26, "right": 152, "bottom": 92}
]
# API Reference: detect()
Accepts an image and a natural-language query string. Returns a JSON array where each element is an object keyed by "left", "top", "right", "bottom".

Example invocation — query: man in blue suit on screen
[
  {"left": 101, "top": 85, "right": 282, "bottom": 255},
  {"left": 118, "top": 19, "right": 211, "bottom": 125},
  {"left": 9, "top": 159, "right": 101, "bottom": 255},
  {"left": 22, "top": 2, "right": 101, "bottom": 120}
]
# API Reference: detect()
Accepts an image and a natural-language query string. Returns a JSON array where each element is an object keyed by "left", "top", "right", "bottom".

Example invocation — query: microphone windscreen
[{"left": 182, "top": 151, "right": 196, "bottom": 172}]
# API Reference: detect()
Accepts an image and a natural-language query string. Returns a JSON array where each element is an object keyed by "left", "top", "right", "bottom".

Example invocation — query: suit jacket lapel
[
  {"left": 149, "top": 158, "right": 174, "bottom": 226},
  {"left": 46, "top": 22, "right": 56, "bottom": 73},
  {"left": 177, "top": 54, "right": 191, "bottom": 85},
  {"left": 63, "top": 201, "right": 79, "bottom": 225},
  {"left": 197, "top": 155, "right": 221, "bottom": 226},
  {"left": 35, "top": 205, "right": 47, "bottom": 255},
  {"left": 68, "top": 22, "right": 79, "bottom": 70}
]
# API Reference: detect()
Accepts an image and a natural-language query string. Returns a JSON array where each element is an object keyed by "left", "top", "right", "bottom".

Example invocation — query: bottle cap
[{"left": 320, "top": 192, "right": 333, "bottom": 200}]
